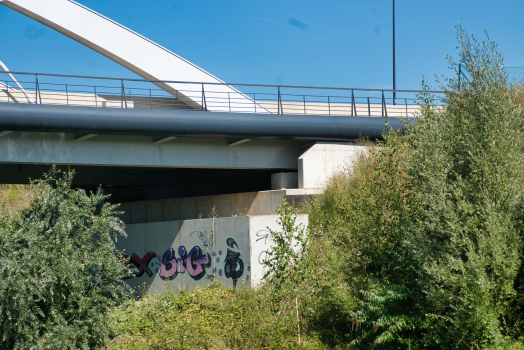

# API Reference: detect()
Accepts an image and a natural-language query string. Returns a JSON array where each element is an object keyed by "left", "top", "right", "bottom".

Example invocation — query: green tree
[
  {"left": 0, "top": 167, "right": 131, "bottom": 349},
  {"left": 408, "top": 26, "right": 524, "bottom": 348}
]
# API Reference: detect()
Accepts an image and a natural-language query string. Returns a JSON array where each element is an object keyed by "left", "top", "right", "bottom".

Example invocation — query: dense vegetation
[{"left": 3, "top": 27, "right": 524, "bottom": 349}]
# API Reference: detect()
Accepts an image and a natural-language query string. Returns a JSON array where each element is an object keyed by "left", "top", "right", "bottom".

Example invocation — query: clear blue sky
[{"left": 1, "top": 0, "right": 523, "bottom": 90}]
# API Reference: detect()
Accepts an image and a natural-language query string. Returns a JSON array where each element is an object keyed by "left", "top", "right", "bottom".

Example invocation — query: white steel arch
[{"left": 1, "top": 0, "right": 268, "bottom": 113}]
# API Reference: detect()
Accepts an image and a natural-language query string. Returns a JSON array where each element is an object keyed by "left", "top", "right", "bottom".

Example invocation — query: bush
[
  {"left": 0, "top": 168, "right": 131, "bottom": 349},
  {"left": 408, "top": 26, "right": 524, "bottom": 348}
]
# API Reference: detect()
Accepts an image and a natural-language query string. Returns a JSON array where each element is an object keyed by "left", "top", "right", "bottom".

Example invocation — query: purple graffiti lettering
[
  {"left": 130, "top": 251, "right": 157, "bottom": 278},
  {"left": 186, "top": 246, "right": 211, "bottom": 280},
  {"left": 159, "top": 248, "right": 179, "bottom": 281}
]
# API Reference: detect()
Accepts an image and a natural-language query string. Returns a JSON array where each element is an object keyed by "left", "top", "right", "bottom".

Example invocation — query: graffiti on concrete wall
[
  {"left": 159, "top": 245, "right": 211, "bottom": 281},
  {"left": 122, "top": 238, "right": 249, "bottom": 284},
  {"left": 223, "top": 237, "right": 244, "bottom": 288}
]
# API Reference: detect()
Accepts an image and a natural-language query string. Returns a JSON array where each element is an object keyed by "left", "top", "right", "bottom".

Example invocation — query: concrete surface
[
  {"left": 271, "top": 172, "right": 298, "bottom": 190},
  {"left": 298, "top": 142, "right": 368, "bottom": 189},
  {"left": 118, "top": 188, "right": 321, "bottom": 224},
  {"left": 116, "top": 214, "right": 309, "bottom": 294}
]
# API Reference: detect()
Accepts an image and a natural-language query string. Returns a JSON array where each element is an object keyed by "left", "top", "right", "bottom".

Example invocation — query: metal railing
[{"left": 0, "top": 71, "right": 445, "bottom": 117}]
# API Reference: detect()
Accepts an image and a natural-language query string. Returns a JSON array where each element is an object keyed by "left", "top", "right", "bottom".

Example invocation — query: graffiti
[
  {"left": 255, "top": 229, "right": 272, "bottom": 265},
  {"left": 129, "top": 251, "right": 157, "bottom": 277},
  {"left": 159, "top": 246, "right": 211, "bottom": 281},
  {"left": 224, "top": 237, "right": 244, "bottom": 288},
  {"left": 191, "top": 230, "right": 213, "bottom": 248},
  {"left": 122, "top": 238, "right": 246, "bottom": 285}
]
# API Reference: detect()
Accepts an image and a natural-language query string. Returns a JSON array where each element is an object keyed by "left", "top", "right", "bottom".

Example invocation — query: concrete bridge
[{"left": 0, "top": 0, "right": 444, "bottom": 293}]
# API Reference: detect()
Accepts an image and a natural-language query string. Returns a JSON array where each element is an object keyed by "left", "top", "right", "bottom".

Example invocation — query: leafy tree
[
  {"left": 0, "top": 167, "right": 131, "bottom": 349},
  {"left": 408, "top": 26, "right": 524, "bottom": 348}
]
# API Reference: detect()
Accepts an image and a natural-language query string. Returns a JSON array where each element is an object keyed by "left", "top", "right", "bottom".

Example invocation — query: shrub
[
  {"left": 408, "top": 26, "right": 524, "bottom": 348},
  {"left": 0, "top": 167, "right": 131, "bottom": 349}
]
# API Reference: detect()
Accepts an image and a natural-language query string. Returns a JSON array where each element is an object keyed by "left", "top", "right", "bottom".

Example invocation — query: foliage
[
  {"left": 263, "top": 198, "right": 309, "bottom": 299},
  {"left": 0, "top": 167, "right": 131, "bottom": 349},
  {"left": 407, "top": 25, "right": 524, "bottom": 348},
  {"left": 106, "top": 284, "right": 325, "bottom": 350}
]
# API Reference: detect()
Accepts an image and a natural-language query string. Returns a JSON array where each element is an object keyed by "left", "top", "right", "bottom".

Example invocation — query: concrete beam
[{"left": 0, "top": 133, "right": 302, "bottom": 170}]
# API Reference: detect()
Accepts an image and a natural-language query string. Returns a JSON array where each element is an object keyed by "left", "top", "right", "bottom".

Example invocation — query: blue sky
[{"left": 1, "top": 0, "right": 523, "bottom": 91}]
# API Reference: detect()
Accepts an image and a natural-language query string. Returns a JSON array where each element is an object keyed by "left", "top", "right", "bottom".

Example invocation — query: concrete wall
[
  {"left": 116, "top": 214, "right": 308, "bottom": 294},
  {"left": 298, "top": 142, "right": 368, "bottom": 189},
  {"left": 118, "top": 188, "right": 320, "bottom": 224}
]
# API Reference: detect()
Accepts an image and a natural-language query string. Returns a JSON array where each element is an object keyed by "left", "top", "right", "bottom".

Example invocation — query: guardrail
[{"left": 0, "top": 71, "right": 444, "bottom": 117}]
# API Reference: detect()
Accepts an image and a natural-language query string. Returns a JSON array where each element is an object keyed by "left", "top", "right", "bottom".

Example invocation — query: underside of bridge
[{"left": 0, "top": 163, "right": 282, "bottom": 203}]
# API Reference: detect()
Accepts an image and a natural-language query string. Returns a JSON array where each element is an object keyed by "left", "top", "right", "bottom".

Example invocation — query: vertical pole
[
  {"left": 458, "top": 63, "right": 462, "bottom": 90},
  {"left": 278, "top": 86, "right": 282, "bottom": 114},
  {"left": 328, "top": 96, "right": 331, "bottom": 116},
  {"left": 6, "top": 80, "right": 9, "bottom": 103},
  {"left": 393, "top": 0, "right": 396, "bottom": 105},
  {"left": 94, "top": 86, "right": 98, "bottom": 107},
  {"left": 382, "top": 91, "right": 385, "bottom": 117},
  {"left": 228, "top": 92, "right": 231, "bottom": 112},
  {"left": 121, "top": 80, "right": 124, "bottom": 108},
  {"left": 405, "top": 98, "right": 408, "bottom": 116},
  {"left": 201, "top": 84, "right": 206, "bottom": 111},
  {"left": 254, "top": 93, "right": 257, "bottom": 113},
  {"left": 352, "top": 90, "right": 357, "bottom": 116},
  {"left": 367, "top": 97, "right": 371, "bottom": 116},
  {"left": 66, "top": 84, "right": 69, "bottom": 105},
  {"left": 303, "top": 95, "right": 306, "bottom": 115},
  {"left": 36, "top": 75, "right": 41, "bottom": 104}
]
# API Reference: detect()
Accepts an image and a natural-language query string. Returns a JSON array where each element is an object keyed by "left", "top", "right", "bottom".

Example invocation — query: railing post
[
  {"left": 94, "top": 86, "right": 98, "bottom": 107},
  {"left": 228, "top": 92, "right": 231, "bottom": 112},
  {"left": 381, "top": 91, "right": 384, "bottom": 117},
  {"left": 278, "top": 86, "right": 282, "bottom": 114},
  {"left": 121, "top": 79, "right": 124, "bottom": 108},
  {"left": 328, "top": 96, "right": 331, "bottom": 116},
  {"left": 405, "top": 98, "right": 408, "bottom": 117},
  {"left": 35, "top": 75, "right": 42, "bottom": 104},
  {"left": 253, "top": 93, "right": 257, "bottom": 113},
  {"left": 201, "top": 83, "right": 206, "bottom": 111},
  {"left": 66, "top": 84, "right": 69, "bottom": 106},
  {"left": 367, "top": 97, "right": 370, "bottom": 116},
  {"left": 351, "top": 90, "right": 357, "bottom": 116},
  {"left": 303, "top": 95, "right": 306, "bottom": 115}
]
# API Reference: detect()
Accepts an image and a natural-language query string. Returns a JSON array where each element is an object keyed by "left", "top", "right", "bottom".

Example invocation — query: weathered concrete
[
  {"left": 271, "top": 172, "right": 298, "bottom": 190},
  {"left": 116, "top": 214, "right": 309, "bottom": 294},
  {"left": 118, "top": 188, "right": 321, "bottom": 224},
  {"left": 298, "top": 142, "right": 368, "bottom": 189},
  {"left": 0, "top": 132, "right": 303, "bottom": 169}
]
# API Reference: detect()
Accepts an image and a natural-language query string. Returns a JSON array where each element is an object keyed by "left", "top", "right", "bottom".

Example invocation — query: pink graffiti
[{"left": 159, "top": 246, "right": 210, "bottom": 281}]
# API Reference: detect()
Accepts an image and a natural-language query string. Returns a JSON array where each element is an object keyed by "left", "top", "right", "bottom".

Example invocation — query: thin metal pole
[
  {"left": 382, "top": 91, "right": 385, "bottom": 117},
  {"left": 94, "top": 86, "right": 98, "bottom": 107},
  {"left": 278, "top": 86, "right": 282, "bottom": 114},
  {"left": 405, "top": 98, "right": 408, "bottom": 116},
  {"left": 121, "top": 80, "right": 124, "bottom": 108},
  {"left": 5, "top": 80, "right": 9, "bottom": 103},
  {"left": 351, "top": 90, "right": 357, "bottom": 116},
  {"left": 303, "top": 95, "right": 306, "bottom": 115},
  {"left": 228, "top": 92, "right": 231, "bottom": 112},
  {"left": 367, "top": 97, "right": 371, "bottom": 116},
  {"left": 328, "top": 96, "right": 331, "bottom": 116},
  {"left": 66, "top": 84, "right": 69, "bottom": 105},
  {"left": 253, "top": 93, "right": 257, "bottom": 113},
  {"left": 393, "top": 0, "right": 396, "bottom": 105},
  {"left": 201, "top": 84, "right": 206, "bottom": 111},
  {"left": 36, "top": 75, "right": 42, "bottom": 104}
]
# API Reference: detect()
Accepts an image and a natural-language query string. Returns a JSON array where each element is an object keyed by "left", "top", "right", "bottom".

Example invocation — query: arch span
[{"left": 1, "top": 0, "right": 266, "bottom": 112}]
